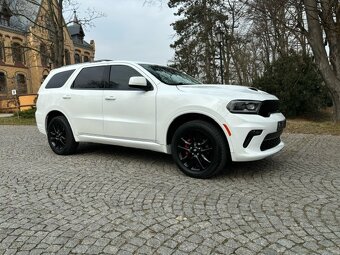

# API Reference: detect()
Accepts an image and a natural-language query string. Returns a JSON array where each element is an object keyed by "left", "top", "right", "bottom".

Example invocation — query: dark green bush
[
  {"left": 18, "top": 108, "right": 36, "bottom": 119},
  {"left": 253, "top": 53, "right": 331, "bottom": 117}
]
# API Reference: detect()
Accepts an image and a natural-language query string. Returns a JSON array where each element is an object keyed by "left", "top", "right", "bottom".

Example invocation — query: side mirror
[{"left": 129, "top": 76, "right": 147, "bottom": 87}]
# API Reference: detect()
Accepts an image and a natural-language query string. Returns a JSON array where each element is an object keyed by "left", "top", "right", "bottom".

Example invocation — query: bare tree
[
  {"left": 302, "top": 0, "right": 340, "bottom": 121},
  {"left": 245, "top": 0, "right": 340, "bottom": 121},
  {"left": 11, "top": 0, "right": 103, "bottom": 68}
]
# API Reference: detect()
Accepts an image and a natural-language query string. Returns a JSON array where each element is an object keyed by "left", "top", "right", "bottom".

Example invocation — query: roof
[
  {"left": 67, "top": 12, "right": 91, "bottom": 50},
  {"left": 52, "top": 61, "right": 160, "bottom": 72},
  {"left": 6, "top": 0, "right": 42, "bottom": 32},
  {"left": 73, "top": 40, "right": 93, "bottom": 50},
  {"left": 67, "top": 24, "right": 85, "bottom": 39},
  {"left": 0, "top": 23, "right": 25, "bottom": 34}
]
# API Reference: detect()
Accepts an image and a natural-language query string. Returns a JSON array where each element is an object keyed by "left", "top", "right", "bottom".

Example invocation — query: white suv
[{"left": 36, "top": 61, "right": 286, "bottom": 178}]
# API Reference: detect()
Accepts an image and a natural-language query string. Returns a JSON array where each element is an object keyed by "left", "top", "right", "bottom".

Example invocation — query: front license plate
[{"left": 277, "top": 119, "right": 286, "bottom": 132}]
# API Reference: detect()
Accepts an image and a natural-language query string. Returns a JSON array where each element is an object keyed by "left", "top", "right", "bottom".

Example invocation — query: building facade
[{"left": 0, "top": 0, "right": 95, "bottom": 98}]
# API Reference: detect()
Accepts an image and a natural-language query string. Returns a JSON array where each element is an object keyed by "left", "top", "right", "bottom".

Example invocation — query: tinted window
[
  {"left": 108, "top": 65, "right": 146, "bottom": 90},
  {"left": 73, "top": 66, "right": 108, "bottom": 89},
  {"left": 45, "top": 70, "right": 75, "bottom": 89}
]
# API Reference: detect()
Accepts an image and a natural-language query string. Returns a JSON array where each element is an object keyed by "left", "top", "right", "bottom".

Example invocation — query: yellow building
[{"left": 0, "top": 0, "right": 95, "bottom": 99}]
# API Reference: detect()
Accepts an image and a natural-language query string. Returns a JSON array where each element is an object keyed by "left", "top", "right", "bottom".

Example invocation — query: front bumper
[{"left": 225, "top": 112, "right": 285, "bottom": 162}]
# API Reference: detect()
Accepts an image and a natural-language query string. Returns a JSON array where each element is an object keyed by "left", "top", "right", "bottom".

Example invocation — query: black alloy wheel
[
  {"left": 171, "top": 120, "right": 229, "bottom": 178},
  {"left": 47, "top": 116, "right": 78, "bottom": 155}
]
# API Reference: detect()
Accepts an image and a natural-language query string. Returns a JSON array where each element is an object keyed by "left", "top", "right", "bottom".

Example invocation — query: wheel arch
[
  {"left": 45, "top": 110, "right": 77, "bottom": 140},
  {"left": 166, "top": 113, "right": 232, "bottom": 155},
  {"left": 46, "top": 110, "right": 64, "bottom": 129}
]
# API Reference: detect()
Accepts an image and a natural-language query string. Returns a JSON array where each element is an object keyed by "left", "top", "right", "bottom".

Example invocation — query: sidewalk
[{"left": 0, "top": 113, "right": 14, "bottom": 118}]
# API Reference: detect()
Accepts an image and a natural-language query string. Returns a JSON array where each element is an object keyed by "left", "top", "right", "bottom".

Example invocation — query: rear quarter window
[{"left": 45, "top": 70, "right": 75, "bottom": 89}]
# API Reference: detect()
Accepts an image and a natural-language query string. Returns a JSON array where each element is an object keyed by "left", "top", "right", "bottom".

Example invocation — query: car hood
[{"left": 176, "top": 84, "right": 278, "bottom": 101}]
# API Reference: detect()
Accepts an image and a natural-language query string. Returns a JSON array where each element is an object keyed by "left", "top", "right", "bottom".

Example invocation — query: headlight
[{"left": 227, "top": 100, "right": 262, "bottom": 114}]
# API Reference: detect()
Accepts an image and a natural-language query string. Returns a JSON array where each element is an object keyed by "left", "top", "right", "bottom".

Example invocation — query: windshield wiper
[{"left": 173, "top": 82, "right": 198, "bottom": 85}]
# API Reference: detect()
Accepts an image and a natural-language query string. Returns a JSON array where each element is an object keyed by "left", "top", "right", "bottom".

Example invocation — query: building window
[
  {"left": 0, "top": 72, "right": 6, "bottom": 93},
  {"left": 84, "top": 55, "right": 89, "bottom": 62},
  {"left": 65, "top": 49, "right": 71, "bottom": 65},
  {"left": 0, "top": 42, "right": 4, "bottom": 62},
  {"left": 12, "top": 43, "right": 24, "bottom": 63},
  {"left": 40, "top": 44, "right": 48, "bottom": 67},
  {"left": 74, "top": 53, "right": 81, "bottom": 63},
  {"left": 16, "top": 74, "right": 27, "bottom": 94},
  {"left": 0, "top": 15, "right": 10, "bottom": 26}
]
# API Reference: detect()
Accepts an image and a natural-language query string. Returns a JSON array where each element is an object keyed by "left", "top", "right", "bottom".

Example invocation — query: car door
[
  {"left": 62, "top": 65, "right": 109, "bottom": 136},
  {"left": 103, "top": 64, "right": 156, "bottom": 141}
]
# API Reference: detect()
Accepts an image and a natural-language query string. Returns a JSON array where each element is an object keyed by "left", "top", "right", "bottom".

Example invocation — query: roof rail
[{"left": 92, "top": 59, "right": 112, "bottom": 62}]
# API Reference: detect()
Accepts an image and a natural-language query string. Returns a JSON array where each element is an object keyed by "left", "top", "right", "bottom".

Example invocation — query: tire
[
  {"left": 171, "top": 120, "right": 229, "bottom": 179},
  {"left": 47, "top": 116, "right": 78, "bottom": 155}
]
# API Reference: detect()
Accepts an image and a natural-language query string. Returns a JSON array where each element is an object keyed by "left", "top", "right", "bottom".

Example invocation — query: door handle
[
  {"left": 62, "top": 95, "right": 71, "bottom": 99},
  {"left": 105, "top": 96, "right": 116, "bottom": 101}
]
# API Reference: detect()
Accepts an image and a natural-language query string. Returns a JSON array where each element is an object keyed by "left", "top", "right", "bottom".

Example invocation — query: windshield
[{"left": 140, "top": 64, "right": 201, "bottom": 85}]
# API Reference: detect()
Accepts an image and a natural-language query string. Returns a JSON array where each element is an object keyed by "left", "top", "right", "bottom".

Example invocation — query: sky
[{"left": 72, "top": 0, "right": 176, "bottom": 65}]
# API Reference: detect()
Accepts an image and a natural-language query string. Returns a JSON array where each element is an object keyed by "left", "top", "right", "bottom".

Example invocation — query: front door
[{"left": 103, "top": 65, "right": 156, "bottom": 141}]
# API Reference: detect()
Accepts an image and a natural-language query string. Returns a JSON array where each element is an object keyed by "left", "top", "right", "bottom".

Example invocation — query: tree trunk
[
  {"left": 55, "top": 0, "right": 65, "bottom": 67},
  {"left": 329, "top": 88, "right": 340, "bottom": 122},
  {"left": 304, "top": 0, "right": 340, "bottom": 122}
]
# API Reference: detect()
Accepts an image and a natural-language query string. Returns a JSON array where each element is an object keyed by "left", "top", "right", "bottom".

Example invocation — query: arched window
[
  {"left": 12, "top": 43, "right": 24, "bottom": 63},
  {"left": 16, "top": 74, "right": 27, "bottom": 95},
  {"left": 83, "top": 55, "right": 89, "bottom": 62},
  {"left": 40, "top": 44, "right": 48, "bottom": 67},
  {"left": 74, "top": 53, "right": 81, "bottom": 64},
  {"left": 0, "top": 72, "right": 6, "bottom": 93},
  {"left": 65, "top": 49, "right": 71, "bottom": 65}
]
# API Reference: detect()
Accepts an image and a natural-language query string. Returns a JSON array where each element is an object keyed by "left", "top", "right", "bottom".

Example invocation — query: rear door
[{"left": 62, "top": 66, "right": 109, "bottom": 136}]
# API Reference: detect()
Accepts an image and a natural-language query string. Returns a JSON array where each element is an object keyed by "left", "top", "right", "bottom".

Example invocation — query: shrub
[
  {"left": 18, "top": 108, "right": 36, "bottom": 119},
  {"left": 253, "top": 53, "right": 331, "bottom": 117}
]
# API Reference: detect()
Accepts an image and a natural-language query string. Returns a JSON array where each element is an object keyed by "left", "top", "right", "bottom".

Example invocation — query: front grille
[
  {"left": 260, "top": 131, "right": 282, "bottom": 151},
  {"left": 258, "top": 100, "right": 280, "bottom": 117}
]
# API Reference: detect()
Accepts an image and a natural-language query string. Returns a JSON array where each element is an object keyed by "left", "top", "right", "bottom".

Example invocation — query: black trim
[
  {"left": 258, "top": 100, "right": 280, "bottom": 117},
  {"left": 260, "top": 130, "right": 283, "bottom": 151},
  {"left": 243, "top": 130, "right": 263, "bottom": 148}
]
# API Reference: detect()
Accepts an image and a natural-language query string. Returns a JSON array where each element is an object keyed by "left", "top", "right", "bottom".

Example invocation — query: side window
[
  {"left": 73, "top": 66, "right": 108, "bottom": 89},
  {"left": 45, "top": 70, "right": 75, "bottom": 89},
  {"left": 108, "top": 65, "right": 147, "bottom": 90}
]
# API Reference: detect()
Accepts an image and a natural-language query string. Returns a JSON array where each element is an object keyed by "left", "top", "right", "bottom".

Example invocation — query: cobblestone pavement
[{"left": 0, "top": 125, "right": 339, "bottom": 255}]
